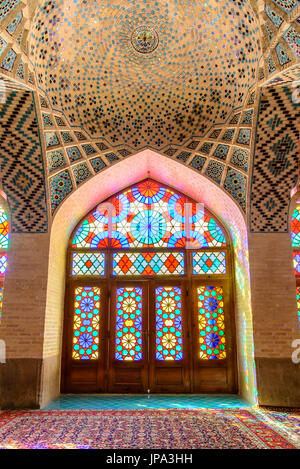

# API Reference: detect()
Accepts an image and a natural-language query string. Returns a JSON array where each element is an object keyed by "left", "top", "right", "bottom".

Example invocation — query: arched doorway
[{"left": 61, "top": 178, "right": 237, "bottom": 393}]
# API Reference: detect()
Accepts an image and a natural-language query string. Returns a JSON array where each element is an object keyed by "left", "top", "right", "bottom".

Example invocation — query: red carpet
[{"left": 0, "top": 409, "right": 299, "bottom": 449}]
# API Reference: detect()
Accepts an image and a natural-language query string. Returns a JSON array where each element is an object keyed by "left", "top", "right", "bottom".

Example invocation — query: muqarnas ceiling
[{"left": 29, "top": 0, "right": 260, "bottom": 150}]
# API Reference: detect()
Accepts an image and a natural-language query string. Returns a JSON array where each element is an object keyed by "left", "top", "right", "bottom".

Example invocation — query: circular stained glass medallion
[{"left": 131, "top": 26, "right": 159, "bottom": 54}]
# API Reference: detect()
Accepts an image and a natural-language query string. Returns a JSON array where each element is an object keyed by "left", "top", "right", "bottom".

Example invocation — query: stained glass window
[
  {"left": 115, "top": 287, "right": 143, "bottom": 361},
  {"left": 0, "top": 208, "right": 9, "bottom": 249},
  {"left": 72, "top": 179, "right": 227, "bottom": 249},
  {"left": 72, "top": 252, "right": 105, "bottom": 276},
  {"left": 291, "top": 207, "right": 300, "bottom": 327},
  {"left": 68, "top": 181, "right": 232, "bottom": 370},
  {"left": 0, "top": 207, "right": 8, "bottom": 322},
  {"left": 193, "top": 251, "right": 226, "bottom": 274},
  {"left": 0, "top": 286, "right": 3, "bottom": 319},
  {"left": 197, "top": 286, "right": 226, "bottom": 359},
  {"left": 293, "top": 252, "right": 300, "bottom": 276},
  {"left": 297, "top": 287, "right": 300, "bottom": 326},
  {"left": 113, "top": 252, "right": 184, "bottom": 276},
  {"left": 72, "top": 287, "right": 101, "bottom": 360},
  {"left": 155, "top": 286, "right": 183, "bottom": 361},
  {"left": 0, "top": 253, "right": 8, "bottom": 276},
  {"left": 291, "top": 207, "right": 300, "bottom": 247}
]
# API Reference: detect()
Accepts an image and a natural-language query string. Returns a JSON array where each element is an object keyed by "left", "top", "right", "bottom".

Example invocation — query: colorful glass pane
[
  {"left": 115, "top": 287, "right": 143, "bottom": 361},
  {"left": 291, "top": 207, "right": 300, "bottom": 247},
  {"left": 197, "top": 286, "right": 226, "bottom": 359},
  {"left": 72, "top": 287, "right": 100, "bottom": 360},
  {"left": 193, "top": 251, "right": 226, "bottom": 274},
  {"left": 0, "top": 283, "right": 3, "bottom": 322},
  {"left": 0, "top": 253, "right": 8, "bottom": 276},
  {"left": 297, "top": 287, "right": 300, "bottom": 328},
  {"left": 0, "top": 208, "right": 9, "bottom": 249},
  {"left": 293, "top": 252, "right": 300, "bottom": 276},
  {"left": 72, "top": 179, "right": 226, "bottom": 249},
  {"left": 113, "top": 252, "right": 184, "bottom": 276},
  {"left": 72, "top": 252, "right": 105, "bottom": 276},
  {"left": 155, "top": 286, "right": 183, "bottom": 361}
]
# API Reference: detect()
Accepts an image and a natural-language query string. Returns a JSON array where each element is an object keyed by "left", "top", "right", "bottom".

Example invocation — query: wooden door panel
[
  {"left": 62, "top": 282, "right": 108, "bottom": 393},
  {"left": 191, "top": 280, "right": 237, "bottom": 393},
  {"left": 108, "top": 282, "right": 148, "bottom": 392},
  {"left": 149, "top": 281, "right": 190, "bottom": 393}
]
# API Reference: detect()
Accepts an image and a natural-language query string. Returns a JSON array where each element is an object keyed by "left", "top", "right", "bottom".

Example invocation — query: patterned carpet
[{"left": 0, "top": 409, "right": 299, "bottom": 449}]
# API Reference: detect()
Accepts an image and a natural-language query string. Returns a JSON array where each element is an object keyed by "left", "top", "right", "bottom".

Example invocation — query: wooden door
[
  {"left": 191, "top": 279, "right": 237, "bottom": 393},
  {"left": 108, "top": 281, "right": 149, "bottom": 392},
  {"left": 148, "top": 280, "right": 191, "bottom": 393},
  {"left": 61, "top": 280, "right": 108, "bottom": 392}
]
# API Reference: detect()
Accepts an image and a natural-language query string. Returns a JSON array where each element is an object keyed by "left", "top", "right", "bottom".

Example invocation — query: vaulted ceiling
[
  {"left": 0, "top": 0, "right": 299, "bottom": 224},
  {"left": 29, "top": 0, "right": 260, "bottom": 148}
]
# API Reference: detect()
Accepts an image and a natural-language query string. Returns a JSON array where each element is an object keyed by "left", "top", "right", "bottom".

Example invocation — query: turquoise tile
[{"left": 44, "top": 394, "right": 251, "bottom": 410}]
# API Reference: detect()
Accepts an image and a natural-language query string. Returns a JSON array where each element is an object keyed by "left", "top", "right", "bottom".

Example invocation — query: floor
[
  {"left": 1, "top": 406, "right": 300, "bottom": 449},
  {"left": 44, "top": 393, "right": 251, "bottom": 410}
]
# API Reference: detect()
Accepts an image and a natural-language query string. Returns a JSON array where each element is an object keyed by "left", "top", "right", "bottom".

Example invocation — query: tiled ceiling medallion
[{"left": 131, "top": 26, "right": 159, "bottom": 54}]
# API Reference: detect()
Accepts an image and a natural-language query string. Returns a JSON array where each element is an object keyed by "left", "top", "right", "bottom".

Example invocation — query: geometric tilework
[
  {"left": 49, "top": 169, "right": 73, "bottom": 214},
  {"left": 265, "top": 5, "right": 284, "bottom": 28},
  {"left": 250, "top": 86, "right": 299, "bottom": 232},
  {"left": 47, "top": 149, "right": 66, "bottom": 173},
  {"left": 229, "top": 113, "right": 240, "bottom": 124},
  {"left": 241, "top": 109, "right": 253, "bottom": 125},
  {"left": 72, "top": 162, "right": 92, "bottom": 186},
  {"left": 15, "top": 59, "right": 24, "bottom": 79},
  {"left": 271, "top": 0, "right": 299, "bottom": 13},
  {"left": 0, "top": 91, "right": 48, "bottom": 232},
  {"left": 89, "top": 156, "right": 106, "bottom": 173},
  {"left": 199, "top": 142, "right": 214, "bottom": 155},
  {"left": 1, "top": 48, "right": 17, "bottom": 71},
  {"left": 236, "top": 128, "right": 251, "bottom": 145},
  {"left": 6, "top": 11, "right": 23, "bottom": 35},
  {"left": 267, "top": 54, "right": 276, "bottom": 74},
  {"left": 81, "top": 144, "right": 97, "bottom": 156},
  {"left": 224, "top": 168, "right": 247, "bottom": 212},
  {"left": 213, "top": 144, "right": 229, "bottom": 161},
  {"left": 30, "top": 0, "right": 260, "bottom": 150},
  {"left": 105, "top": 152, "right": 120, "bottom": 164},
  {"left": 221, "top": 129, "right": 235, "bottom": 142},
  {"left": 0, "top": 0, "right": 21, "bottom": 23},
  {"left": 66, "top": 146, "right": 82, "bottom": 163},
  {"left": 45, "top": 131, "right": 60, "bottom": 148},
  {"left": 0, "top": 36, "right": 7, "bottom": 55},
  {"left": 275, "top": 43, "right": 291, "bottom": 66},
  {"left": 61, "top": 131, "right": 74, "bottom": 144},
  {"left": 42, "top": 113, "right": 54, "bottom": 127},
  {"left": 230, "top": 147, "right": 249, "bottom": 172},
  {"left": 204, "top": 160, "right": 225, "bottom": 184},
  {"left": 283, "top": 26, "right": 300, "bottom": 58},
  {"left": 189, "top": 155, "right": 207, "bottom": 172}
]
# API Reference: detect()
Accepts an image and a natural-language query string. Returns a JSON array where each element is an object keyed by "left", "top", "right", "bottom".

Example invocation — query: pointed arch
[{"left": 41, "top": 150, "right": 257, "bottom": 405}]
